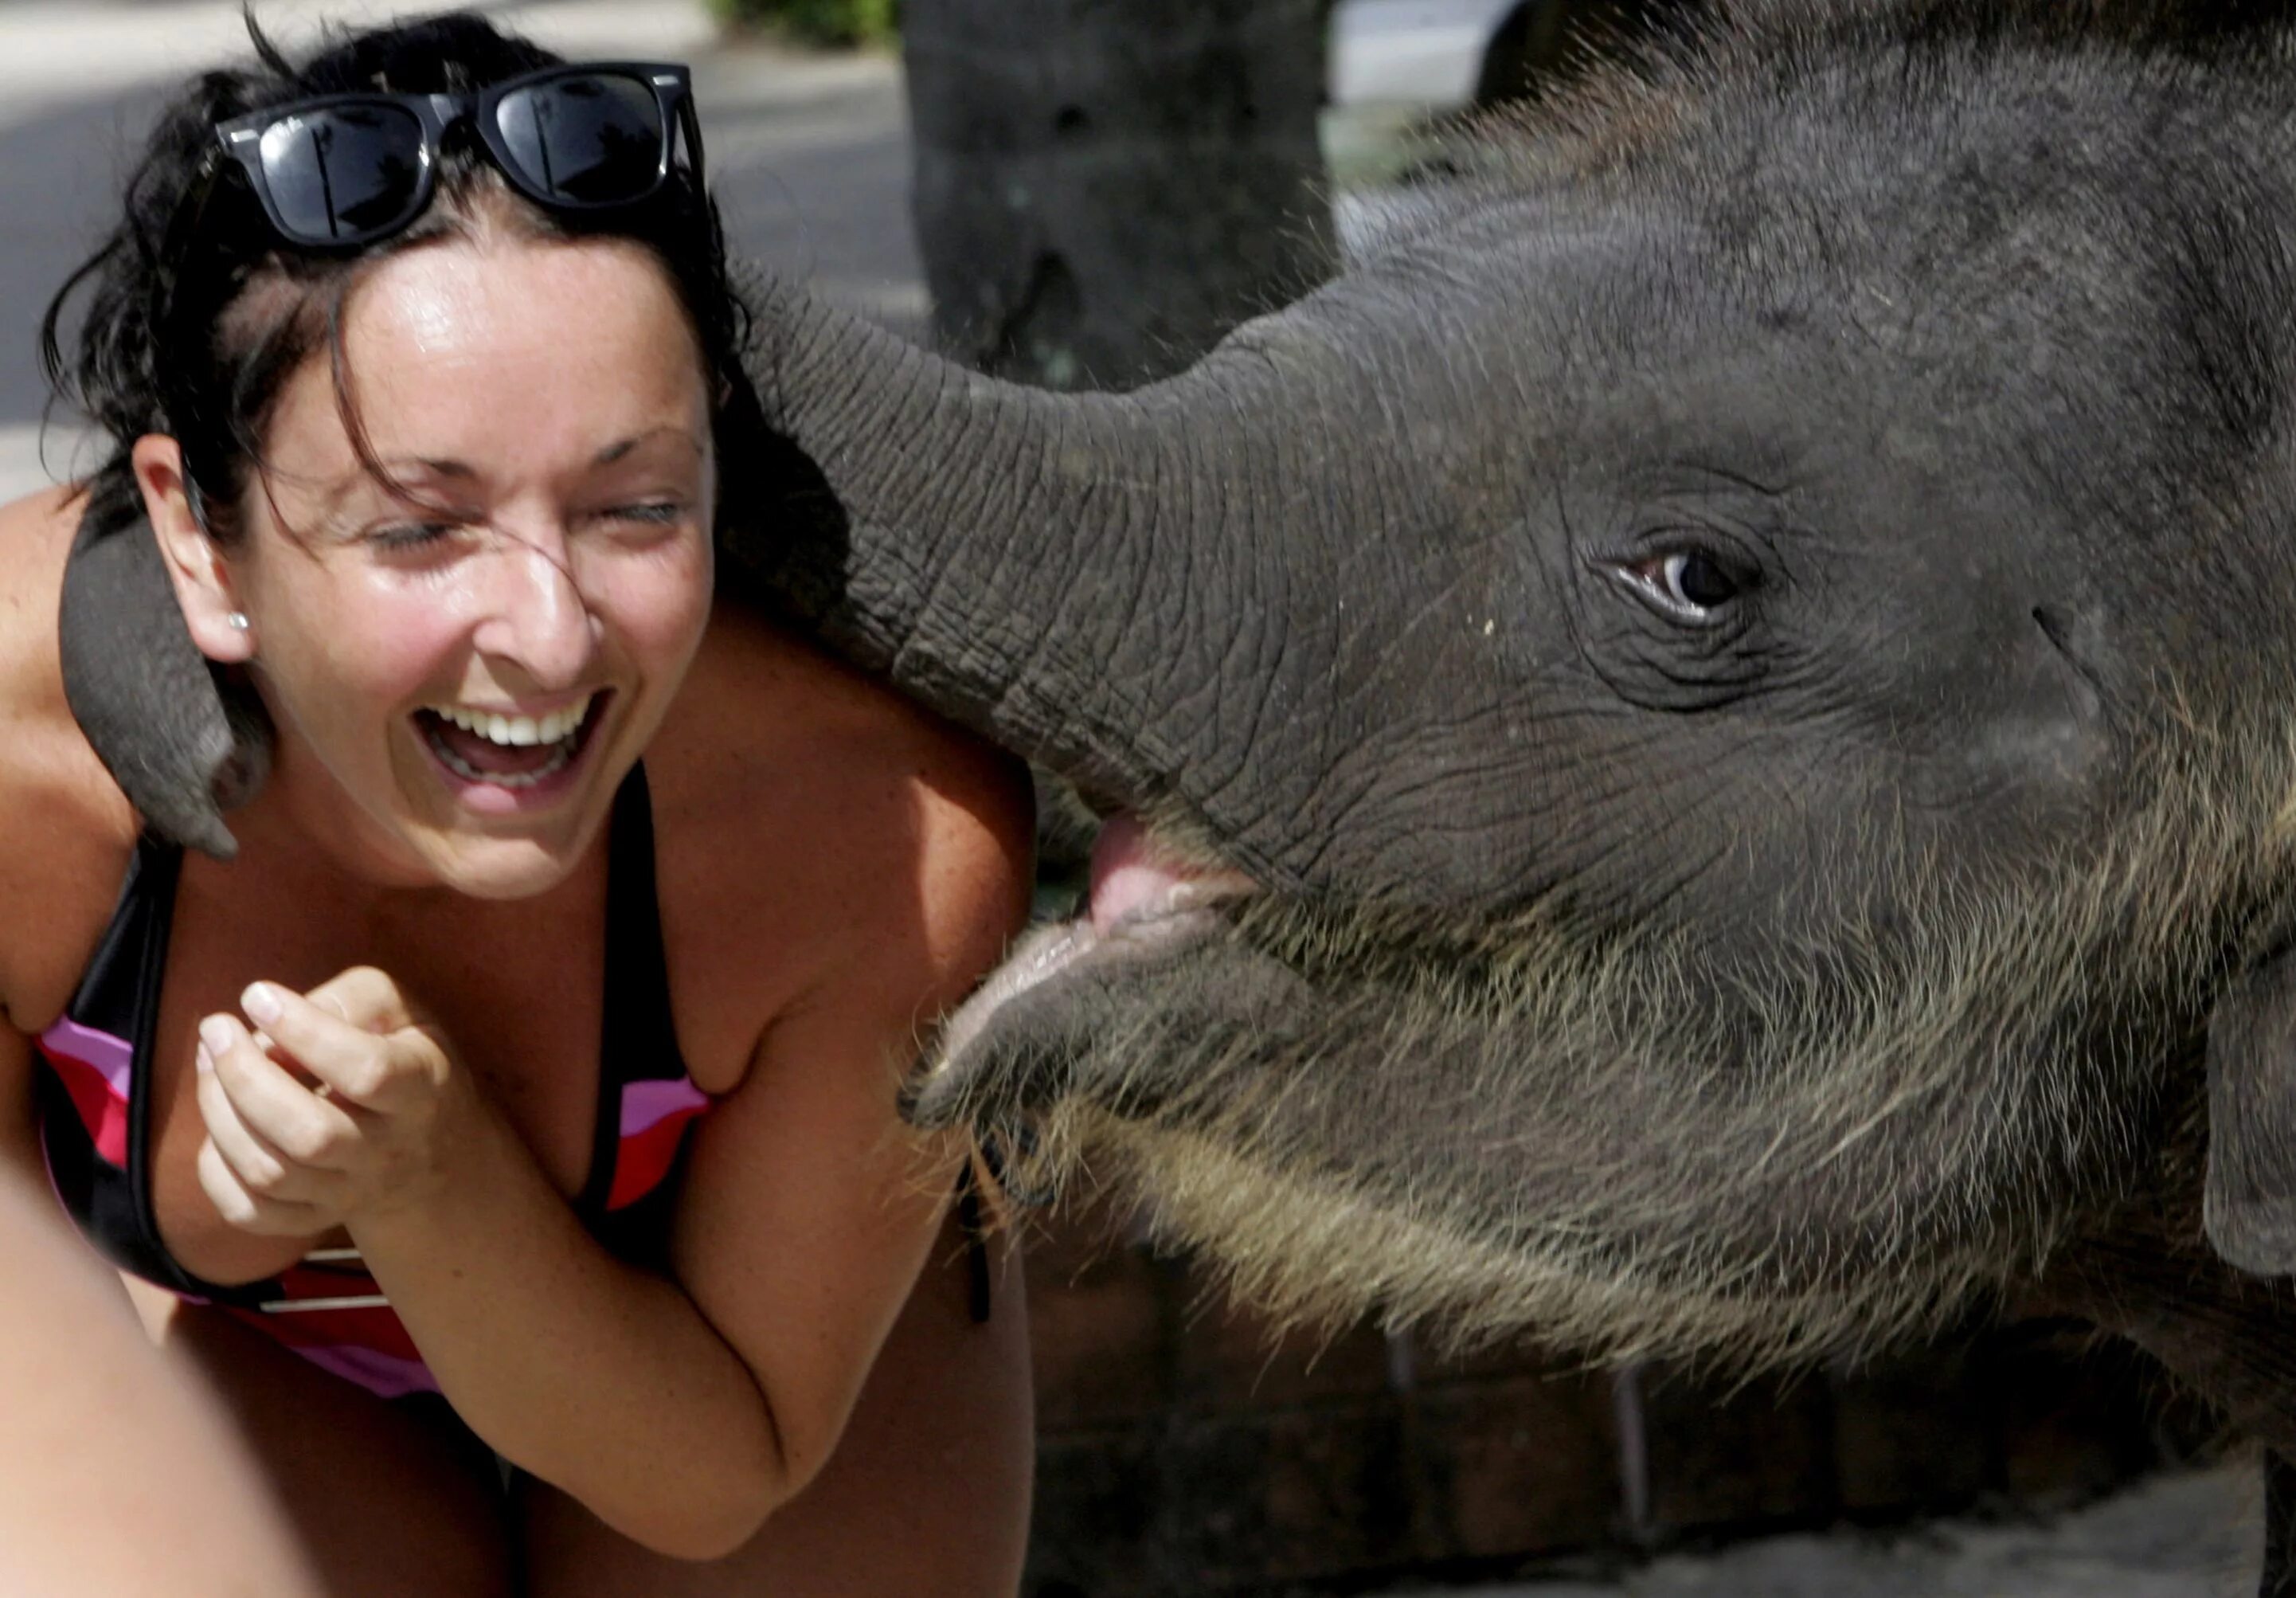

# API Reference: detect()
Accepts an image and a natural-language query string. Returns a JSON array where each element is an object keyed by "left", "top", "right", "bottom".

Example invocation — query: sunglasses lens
[
  {"left": 494, "top": 73, "right": 667, "bottom": 205},
  {"left": 256, "top": 104, "right": 426, "bottom": 242}
]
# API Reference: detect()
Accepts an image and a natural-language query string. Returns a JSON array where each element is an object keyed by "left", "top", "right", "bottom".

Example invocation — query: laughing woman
[{"left": 2, "top": 13, "right": 1034, "bottom": 1594}]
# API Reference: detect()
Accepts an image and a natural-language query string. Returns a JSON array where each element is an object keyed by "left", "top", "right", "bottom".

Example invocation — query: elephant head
[{"left": 60, "top": 0, "right": 2296, "bottom": 1435}]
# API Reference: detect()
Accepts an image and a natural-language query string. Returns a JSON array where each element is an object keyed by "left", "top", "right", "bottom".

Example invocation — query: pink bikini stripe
[
  {"left": 284, "top": 1341, "right": 441, "bottom": 1399},
  {"left": 37, "top": 1018, "right": 132, "bottom": 1098},
  {"left": 620, "top": 1076, "right": 709, "bottom": 1137}
]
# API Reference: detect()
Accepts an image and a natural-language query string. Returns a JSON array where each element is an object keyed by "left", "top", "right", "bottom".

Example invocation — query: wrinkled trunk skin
[
  {"left": 903, "top": 0, "right": 1338, "bottom": 390},
  {"left": 756, "top": 271, "right": 1320, "bottom": 844},
  {"left": 739, "top": 268, "right": 1418, "bottom": 889},
  {"left": 57, "top": 479, "right": 264, "bottom": 861}
]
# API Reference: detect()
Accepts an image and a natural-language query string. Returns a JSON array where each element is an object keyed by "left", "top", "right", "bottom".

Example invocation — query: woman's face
[{"left": 199, "top": 235, "right": 715, "bottom": 898}]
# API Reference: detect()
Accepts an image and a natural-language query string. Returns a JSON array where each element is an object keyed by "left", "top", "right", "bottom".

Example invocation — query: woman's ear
[{"left": 131, "top": 435, "right": 253, "bottom": 664}]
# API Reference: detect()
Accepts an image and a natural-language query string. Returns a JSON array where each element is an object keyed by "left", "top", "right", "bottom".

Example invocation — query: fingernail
[
  {"left": 242, "top": 985, "right": 283, "bottom": 1026},
  {"left": 195, "top": 1042, "right": 214, "bottom": 1075},
  {"left": 198, "top": 1016, "right": 232, "bottom": 1056}
]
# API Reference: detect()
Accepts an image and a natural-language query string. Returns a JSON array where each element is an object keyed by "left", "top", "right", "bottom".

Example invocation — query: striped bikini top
[{"left": 34, "top": 765, "right": 711, "bottom": 1400}]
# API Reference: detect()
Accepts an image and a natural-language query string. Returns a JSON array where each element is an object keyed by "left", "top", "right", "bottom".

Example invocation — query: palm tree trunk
[{"left": 902, "top": 0, "right": 1338, "bottom": 392}]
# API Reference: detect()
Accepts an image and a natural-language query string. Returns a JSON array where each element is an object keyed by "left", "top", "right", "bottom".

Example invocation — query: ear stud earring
[{"left": 225, "top": 613, "right": 249, "bottom": 632}]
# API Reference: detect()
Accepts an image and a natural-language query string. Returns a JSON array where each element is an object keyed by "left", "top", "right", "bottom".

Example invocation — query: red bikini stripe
[
  {"left": 37, "top": 1048, "right": 129, "bottom": 1166},
  {"left": 605, "top": 1106, "right": 705, "bottom": 1210}
]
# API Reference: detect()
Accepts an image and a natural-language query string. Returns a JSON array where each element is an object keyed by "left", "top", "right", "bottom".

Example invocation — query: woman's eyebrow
[
  {"left": 311, "top": 457, "right": 475, "bottom": 515},
  {"left": 310, "top": 436, "right": 701, "bottom": 514},
  {"left": 593, "top": 428, "right": 707, "bottom": 467},
  {"left": 396, "top": 458, "right": 479, "bottom": 484}
]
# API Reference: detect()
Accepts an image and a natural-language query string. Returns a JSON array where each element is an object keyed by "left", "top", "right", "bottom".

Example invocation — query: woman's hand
[{"left": 192, "top": 965, "right": 479, "bottom": 1237}]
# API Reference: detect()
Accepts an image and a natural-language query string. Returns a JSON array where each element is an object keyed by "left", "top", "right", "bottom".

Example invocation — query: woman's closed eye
[
  {"left": 357, "top": 501, "right": 689, "bottom": 551},
  {"left": 599, "top": 500, "right": 689, "bottom": 528},
  {"left": 365, "top": 519, "right": 470, "bottom": 553}
]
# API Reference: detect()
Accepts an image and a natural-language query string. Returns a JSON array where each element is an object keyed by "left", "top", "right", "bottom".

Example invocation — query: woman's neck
[{"left": 219, "top": 736, "right": 467, "bottom": 907}]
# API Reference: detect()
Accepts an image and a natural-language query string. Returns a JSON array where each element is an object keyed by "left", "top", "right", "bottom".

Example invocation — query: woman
[{"left": 6, "top": 12, "right": 1035, "bottom": 1594}]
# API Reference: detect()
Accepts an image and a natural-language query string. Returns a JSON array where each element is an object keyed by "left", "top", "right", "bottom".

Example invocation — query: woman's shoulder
[
  {"left": 0, "top": 488, "right": 142, "bottom": 1028},
  {"left": 643, "top": 601, "right": 1034, "bottom": 1080},
  {"left": 657, "top": 597, "right": 1033, "bottom": 840},
  {"left": 0, "top": 484, "right": 82, "bottom": 621}
]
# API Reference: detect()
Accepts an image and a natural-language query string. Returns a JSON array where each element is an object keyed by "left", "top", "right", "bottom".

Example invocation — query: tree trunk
[{"left": 902, "top": 0, "right": 1338, "bottom": 392}]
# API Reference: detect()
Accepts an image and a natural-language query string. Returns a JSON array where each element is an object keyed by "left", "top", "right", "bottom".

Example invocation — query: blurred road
[{"left": 0, "top": 0, "right": 921, "bottom": 498}]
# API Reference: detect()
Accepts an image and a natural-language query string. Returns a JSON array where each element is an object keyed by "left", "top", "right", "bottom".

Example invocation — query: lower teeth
[{"left": 428, "top": 727, "right": 581, "bottom": 789}]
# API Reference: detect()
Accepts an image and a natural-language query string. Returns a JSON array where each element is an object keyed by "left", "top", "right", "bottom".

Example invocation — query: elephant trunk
[{"left": 738, "top": 280, "right": 1355, "bottom": 858}]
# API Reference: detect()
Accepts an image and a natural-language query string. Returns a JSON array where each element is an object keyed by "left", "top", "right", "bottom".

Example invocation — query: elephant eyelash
[{"left": 1613, "top": 550, "right": 1750, "bottom": 625}]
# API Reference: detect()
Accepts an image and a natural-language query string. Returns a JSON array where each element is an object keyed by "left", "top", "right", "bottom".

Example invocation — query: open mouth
[
  {"left": 412, "top": 691, "right": 611, "bottom": 798},
  {"left": 930, "top": 813, "right": 1258, "bottom": 1070}
]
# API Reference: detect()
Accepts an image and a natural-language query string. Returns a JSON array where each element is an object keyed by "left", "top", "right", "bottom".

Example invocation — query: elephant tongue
[
  {"left": 1089, "top": 814, "right": 1254, "bottom": 934},
  {"left": 925, "top": 813, "right": 1255, "bottom": 1075}
]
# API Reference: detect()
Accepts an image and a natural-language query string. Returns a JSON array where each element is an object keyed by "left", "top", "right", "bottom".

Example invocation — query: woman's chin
[
  {"left": 409, "top": 829, "right": 588, "bottom": 901},
  {"left": 389, "top": 759, "right": 615, "bottom": 899}
]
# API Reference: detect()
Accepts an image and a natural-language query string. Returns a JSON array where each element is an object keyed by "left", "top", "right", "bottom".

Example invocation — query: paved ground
[
  {"left": 0, "top": 7, "right": 2270, "bottom": 1592},
  {"left": 1404, "top": 1464, "right": 2263, "bottom": 1597}
]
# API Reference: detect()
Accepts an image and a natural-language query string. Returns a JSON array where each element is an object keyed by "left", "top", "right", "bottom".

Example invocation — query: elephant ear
[
  {"left": 2204, "top": 946, "right": 2296, "bottom": 1275},
  {"left": 56, "top": 491, "right": 267, "bottom": 861}
]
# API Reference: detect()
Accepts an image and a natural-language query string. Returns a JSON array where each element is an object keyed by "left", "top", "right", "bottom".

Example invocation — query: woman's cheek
[
  {"left": 327, "top": 593, "right": 474, "bottom": 701},
  {"left": 630, "top": 538, "right": 716, "bottom": 659}
]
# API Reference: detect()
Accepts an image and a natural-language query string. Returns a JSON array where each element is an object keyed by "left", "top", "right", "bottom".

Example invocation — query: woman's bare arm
[
  {"left": 329, "top": 714, "right": 1032, "bottom": 1560},
  {"left": 0, "top": 1024, "right": 319, "bottom": 1597}
]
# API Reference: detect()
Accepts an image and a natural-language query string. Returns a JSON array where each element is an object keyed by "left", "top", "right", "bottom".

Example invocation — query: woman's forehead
[
  {"left": 348, "top": 236, "right": 698, "bottom": 377},
  {"left": 265, "top": 237, "right": 710, "bottom": 479}
]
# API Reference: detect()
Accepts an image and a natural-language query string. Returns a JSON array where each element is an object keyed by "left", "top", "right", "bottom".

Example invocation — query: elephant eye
[{"left": 1624, "top": 550, "right": 1743, "bottom": 621}]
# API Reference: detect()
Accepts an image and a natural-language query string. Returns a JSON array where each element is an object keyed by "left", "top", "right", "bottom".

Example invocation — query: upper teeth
[{"left": 428, "top": 695, "right": 595, "bottom": 747}]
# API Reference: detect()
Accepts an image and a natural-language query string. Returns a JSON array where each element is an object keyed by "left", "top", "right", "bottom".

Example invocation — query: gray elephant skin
[{"left": 58, "top": 0, "right": 2296, "bottom": 1490}]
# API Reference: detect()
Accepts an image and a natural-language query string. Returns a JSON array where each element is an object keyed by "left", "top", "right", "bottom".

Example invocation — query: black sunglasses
[{"left": 202, "top": 61, "right": 702, "bottom": 249}]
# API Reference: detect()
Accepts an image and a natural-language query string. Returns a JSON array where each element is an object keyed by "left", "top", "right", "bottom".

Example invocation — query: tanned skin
[{"left": 0, "top": 221, "right": 1035, "bottom": 1596}]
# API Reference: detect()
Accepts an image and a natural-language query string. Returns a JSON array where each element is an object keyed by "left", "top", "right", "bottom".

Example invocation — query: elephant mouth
[{"left": 928, "top": 813, "right": 1258, "bottom": 1072}]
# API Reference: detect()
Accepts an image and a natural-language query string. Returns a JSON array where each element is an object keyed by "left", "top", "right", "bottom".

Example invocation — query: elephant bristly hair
[{"left": 949, "top": 729, "right": 2296, "bottom": 1373}]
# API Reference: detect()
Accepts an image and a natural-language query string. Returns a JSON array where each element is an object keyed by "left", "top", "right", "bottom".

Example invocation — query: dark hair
[{"left": 41, "top": 10, "right": 755, "bottom": 542}]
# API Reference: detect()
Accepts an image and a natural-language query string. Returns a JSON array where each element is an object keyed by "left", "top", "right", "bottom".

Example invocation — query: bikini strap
[
  {"left": 66, "top": 833, "right": 270, "bottom": 1303},
  {"left": 575, "top": 763, "right": 693, "bottom": 1217},
  {"left": 64, "top": 832, "right": 174, "bottom": 1025}
]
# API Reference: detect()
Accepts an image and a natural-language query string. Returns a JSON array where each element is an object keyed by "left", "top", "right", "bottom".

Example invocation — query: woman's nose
[{"left": 467, "top": 529, "right": 598, "bottom": 690}]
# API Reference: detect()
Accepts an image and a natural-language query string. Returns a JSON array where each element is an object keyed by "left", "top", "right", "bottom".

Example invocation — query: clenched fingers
[
  {"left": 194, "top": 1135, "right": 329, "bottom": 1237},
  {"left": 198, "top": 1014, "right": 362, "bottom": 1166},
  {"left": 299, "top": 965, "right": 418, "bottom": 1039},
  {"left": 196, "top": 1055, "right": 309, "bottom": 1199},
  {"left": 239, "top": 981, "right": 443, "bottom": 1114}
]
